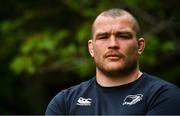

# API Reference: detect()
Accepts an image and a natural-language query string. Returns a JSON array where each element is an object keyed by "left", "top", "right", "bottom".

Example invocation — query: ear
[
  {"left": 88, "top": 39, "right": 94, "bottom": 57},
  {"left": 137, "top": 38, "right": 145, "bottom": 55}
]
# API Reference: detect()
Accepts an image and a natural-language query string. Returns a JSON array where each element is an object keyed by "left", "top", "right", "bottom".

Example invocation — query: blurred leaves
[
  {"left": 140, "top": 35, "right": 160, "bottom": 66},
  {"left": 0, "top": 0, "right": 180, "bottom": 114},
  {"left": 11, "top": 56, "right": 35, "bottom": 74},
  {"left": 10, "top": 30, "right": 69, "bottom": 74},
  {"left": 161, "top": 41, "right": 176, "bottom": 52}
]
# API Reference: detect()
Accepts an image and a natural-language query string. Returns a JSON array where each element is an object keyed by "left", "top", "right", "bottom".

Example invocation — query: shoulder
[
  {"left": 143, "top": 73, "right": 180, "bottom": 115},
  {"left": 142, "top": 72, "right": 178, "bottom": 89},
  {"left": 135, "top": 72, "right": 180, "bottom": 100},
  {"left": 45, "top": 77, "right": 95, "bottom": 115},
  {"left": 54, "top": 77, "right": 96, "bottom": 100},
  {"left": 140, "top": 72, "right": 180, "bottom": 105}
]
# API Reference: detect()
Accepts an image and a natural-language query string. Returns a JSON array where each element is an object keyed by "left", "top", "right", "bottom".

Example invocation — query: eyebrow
[
  {"left": 96, "top": 32, "right": 110, "bottom": 37},
  {"left": 116, "top": 31, "right": 133, "bottom": 35},
  {"left": 117, "top": 32, "right": 133, "bottom": 39},
  {"left": 96, "top": 31, "right": 133, "bottom": 37}
]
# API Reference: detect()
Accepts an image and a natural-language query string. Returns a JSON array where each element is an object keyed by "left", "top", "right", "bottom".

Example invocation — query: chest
[{"left": 68, "top": 89, "right": 147, "bottom": 115}]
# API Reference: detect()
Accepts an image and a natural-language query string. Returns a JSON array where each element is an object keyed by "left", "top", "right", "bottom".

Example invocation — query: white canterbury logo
[
  {"left": 76, "top": 97, "right": 92, "bottom": 106},
  {"left": 123, "top": 94, "right": 143, "bottom": 105}
]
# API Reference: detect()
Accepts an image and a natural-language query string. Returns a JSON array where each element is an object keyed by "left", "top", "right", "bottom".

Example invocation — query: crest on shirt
[
  {"left": 76, "top": 97, "right": 92, "bottom": 106},
  {"left": 123, "top": 94, "right": 143, "bottom": 106}
]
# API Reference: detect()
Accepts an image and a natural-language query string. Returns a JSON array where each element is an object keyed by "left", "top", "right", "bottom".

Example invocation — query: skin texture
[{"left": 88, "top": 14, "right": 145, "bottom": 87}]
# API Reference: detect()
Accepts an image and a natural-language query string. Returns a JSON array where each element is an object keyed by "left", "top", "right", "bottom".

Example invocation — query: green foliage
[
  {"left": 161, "top": 41, "right": 176, "bottom": 52},
  {"left": 0, "top": 0, "right": 180, "bottom": 114},
  {"left": 10, "top": 30, "right": 69, "bottom": 74},
  {"left": 140, "top": 35, "right": 160, "bottom": 66},
  {"left": 11, "top": 56, "right": 35, "bottom": 74}
]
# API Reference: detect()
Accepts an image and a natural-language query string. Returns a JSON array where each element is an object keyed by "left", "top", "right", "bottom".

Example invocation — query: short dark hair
[{"left": 92, "top": 8, "right": 141, "bottom": 38}]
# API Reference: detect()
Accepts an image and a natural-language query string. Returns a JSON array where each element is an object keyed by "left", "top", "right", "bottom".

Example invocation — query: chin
[
  {"left": 105, "top": 64, "right": 124, "bottom": 71},
  {"left": 105, "top": 68, "right": 133, "bottom": 78},
  {"left": 104, "top": 66, "right": 124, "bottom": 74},
  {"left": 103, "top": 64, "right": 136, "bottom": 77}
]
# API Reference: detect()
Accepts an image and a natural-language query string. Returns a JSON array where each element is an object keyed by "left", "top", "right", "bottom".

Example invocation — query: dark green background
[{"left": 0, "top": 0, "right": 180, "bottom": 114}]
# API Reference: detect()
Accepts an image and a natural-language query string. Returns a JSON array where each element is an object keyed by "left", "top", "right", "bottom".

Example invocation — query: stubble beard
[{"left": 95, "top": 57, "right": 138, "bottom": 78}]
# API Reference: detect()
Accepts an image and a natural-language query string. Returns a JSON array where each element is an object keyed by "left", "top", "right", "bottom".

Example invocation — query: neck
[{"left": 96, "top": 68, "right": 142, "bottom": 87}]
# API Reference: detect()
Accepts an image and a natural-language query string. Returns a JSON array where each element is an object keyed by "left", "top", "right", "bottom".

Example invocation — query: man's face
[{"left": 88, "top": 15, "right": 144, "bottom": 77}]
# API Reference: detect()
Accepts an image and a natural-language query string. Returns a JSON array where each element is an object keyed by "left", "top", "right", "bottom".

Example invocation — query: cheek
[
  {"left": 125, "top": 43, "right": 139, "bottom": 57},
  {"left": 93, "top": 43, "right": 105, "bottom": 55},
  {"left": 93, "top": 48, "right": 102, "bottom": 60},
  {"left": 93, "top": 45, "right": 105, "bottom": 61}
]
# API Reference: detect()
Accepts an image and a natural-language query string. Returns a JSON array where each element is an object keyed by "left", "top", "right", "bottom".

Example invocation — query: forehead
[{"left": 93, "top": 15, "right": 135, "bottom": 35}]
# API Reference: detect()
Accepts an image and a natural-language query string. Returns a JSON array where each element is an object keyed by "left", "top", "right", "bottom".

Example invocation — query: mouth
[
  {"left": 105, "top": 52, "right": 122, "bottom": 60},
  {"left": 106, "top": 55, "right": 120, "bottom": 60}
]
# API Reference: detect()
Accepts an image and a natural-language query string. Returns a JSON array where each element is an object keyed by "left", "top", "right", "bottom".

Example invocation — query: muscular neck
[{"left": 96, "top": 68, "right": 142, "bottom": 87}]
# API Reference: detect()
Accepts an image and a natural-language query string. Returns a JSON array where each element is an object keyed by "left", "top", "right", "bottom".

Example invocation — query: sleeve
[
  {"left": 146, "top": 87, "right": 180, "bottom": 115},
  {"left": 45, "top": 91, "right": 67, "bottom": 115}
]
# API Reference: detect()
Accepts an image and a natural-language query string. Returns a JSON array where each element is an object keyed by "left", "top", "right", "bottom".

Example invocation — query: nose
[{"left": 108, "top": 36, "right": 119, "bottom": 49}]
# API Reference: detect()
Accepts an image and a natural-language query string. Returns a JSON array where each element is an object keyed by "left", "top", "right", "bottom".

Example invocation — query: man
[{"left": 45, "top": 8, "right": 180, "bottom": 115}]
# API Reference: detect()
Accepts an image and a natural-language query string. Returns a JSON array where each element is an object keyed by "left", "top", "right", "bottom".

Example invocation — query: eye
[
  {"left": 116, "top": 32, "right": 133, "bottom": 39},
  {"left": 98, "top": 35, "right": 108, "bottom": 39},
  {"left": 119, "top": 35, "right": 131, "bottom": 39},
  {"left": 96, "top": 33, "right": 110, "bottom": 40}
]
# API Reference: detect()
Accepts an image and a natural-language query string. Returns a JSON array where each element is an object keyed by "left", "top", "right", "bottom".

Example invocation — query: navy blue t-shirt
[{"left": 45, "top": 72, "right": 180, "bottom": 115}]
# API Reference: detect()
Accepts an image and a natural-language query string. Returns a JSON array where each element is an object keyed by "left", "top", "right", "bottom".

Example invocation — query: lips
[
  {"left": 106, "top": 54, "right": 120, "bottom": 58},
  {"left": 104, "top": 51, "right": 123, "bottom": 59}
]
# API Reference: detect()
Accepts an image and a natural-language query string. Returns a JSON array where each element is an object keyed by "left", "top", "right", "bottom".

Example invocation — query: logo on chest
[
  {"left": 123, "top": 94, "right": 143, "bottom": 106},
  {"left": 76, "top": 97, "right": 92, "bottom": 106}
]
